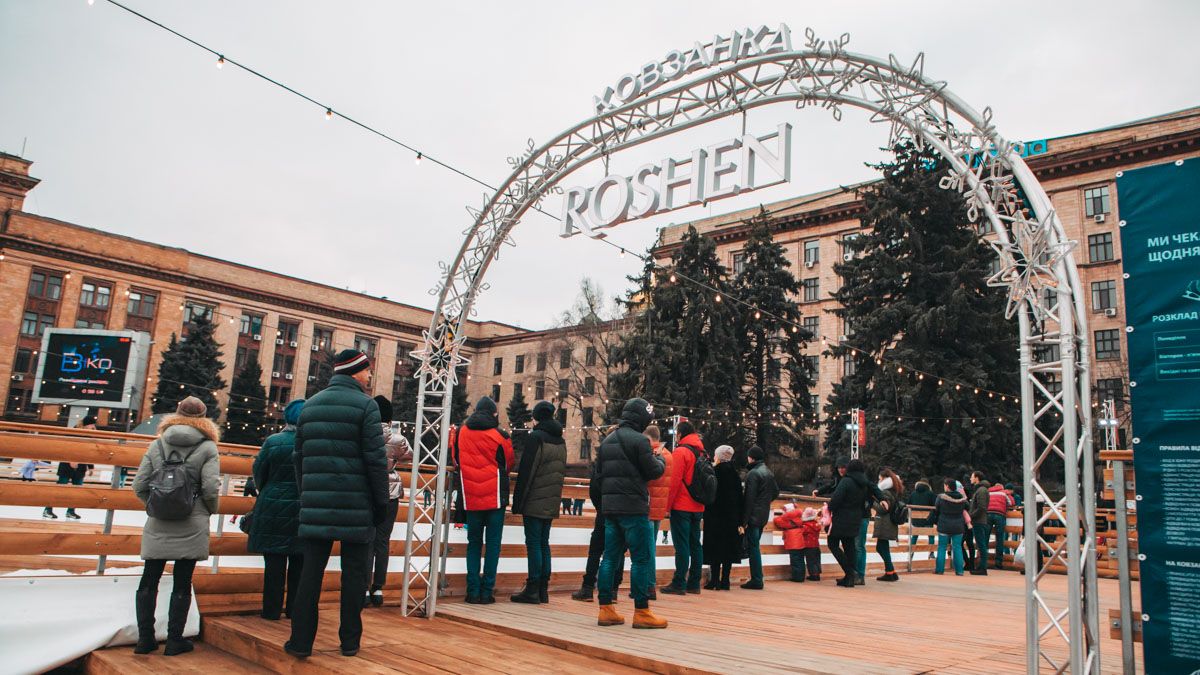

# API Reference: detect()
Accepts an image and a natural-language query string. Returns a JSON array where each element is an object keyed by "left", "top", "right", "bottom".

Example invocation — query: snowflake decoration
[{"left": 986, "top": 211, "right": 1076, "bottom": 320}]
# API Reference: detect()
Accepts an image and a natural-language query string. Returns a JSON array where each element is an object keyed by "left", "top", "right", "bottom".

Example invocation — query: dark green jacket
[
  {"left": 512, "top": 419, "right": 567, "bottom": 520},
  {"left": 248, "top": 427, "right": 301, "bottom": 554},
  {"left": 293, "top": 375, "right": 388, "bottom": 542}
]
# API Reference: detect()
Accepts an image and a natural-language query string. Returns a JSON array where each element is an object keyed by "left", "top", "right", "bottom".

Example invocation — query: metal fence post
[
  {"left": 96, "top": 441, "right": 126, "bottom": 575},
  {"left": 1113, "top": 458, "right": 1135, "bottom": 675},
  {"left": 212, "top": 473, "right": 231, "bottom": 574}
]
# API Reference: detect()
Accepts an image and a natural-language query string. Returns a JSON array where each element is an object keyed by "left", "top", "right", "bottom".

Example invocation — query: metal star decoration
[{"left": 986, "top": 210, "right": 1076, "bottom": 320}]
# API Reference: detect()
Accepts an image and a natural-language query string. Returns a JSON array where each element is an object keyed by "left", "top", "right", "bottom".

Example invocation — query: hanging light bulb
[
  {"left": 754, "top": 310, "right": 761, "bottom": 319},
  {"left": 415, "top": 152, "right": 423, "bottom": 165},
  {"left": 938, "top": 379, "right": 944, "bottom": 386},
  {"left": 619, "top": 248, "right": 626, "bottom": 259},
  {"left": 325, "top": 108, "right": 333, "bottom": 120},
  {"left": 791, "top": 325, "right": 798, "bottom": 333},
  {"left": 714, "top": 293, "right": 721, "bottom": 302},
  {"left": 669, "top": 273, "right": 676, "bottom": 283},
  {"left": 216, "top": 55, "right": 225, "bottom": 69}
]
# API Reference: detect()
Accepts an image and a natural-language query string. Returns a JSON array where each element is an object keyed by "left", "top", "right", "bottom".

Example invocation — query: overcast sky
[{"left": 2, "top": 1, "right": 1198, "bottom": 330}]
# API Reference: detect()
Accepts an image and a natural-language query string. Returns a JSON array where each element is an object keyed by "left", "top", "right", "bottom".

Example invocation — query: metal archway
[{"left": 402, "top": 28, "right": 1098, "bottom": 674}]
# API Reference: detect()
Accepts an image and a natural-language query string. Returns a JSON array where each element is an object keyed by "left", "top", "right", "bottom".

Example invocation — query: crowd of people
[{"left": 120, "top": 346, "right": 1021, "bottom": 657}]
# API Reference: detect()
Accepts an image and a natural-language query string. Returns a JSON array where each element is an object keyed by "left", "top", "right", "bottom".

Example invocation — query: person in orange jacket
[
  {"left": 661, "top": 421, "right": 706, "bottom": 595},
  {"left": 451, "top": 397, "right": 515, "bottom": 604},
  {"left": 644, "top": 424, "right": 672, "bottom": 600}
]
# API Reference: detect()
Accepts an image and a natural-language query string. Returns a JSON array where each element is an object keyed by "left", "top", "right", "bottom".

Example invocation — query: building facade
[{"left": 2, "top": 107, "right": 1197, "bottom": 460}]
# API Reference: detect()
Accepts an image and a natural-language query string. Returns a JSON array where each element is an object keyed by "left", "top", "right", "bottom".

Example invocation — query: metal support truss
[{"left": 401, "top": 28, "right": 1098, "bottom": 672}]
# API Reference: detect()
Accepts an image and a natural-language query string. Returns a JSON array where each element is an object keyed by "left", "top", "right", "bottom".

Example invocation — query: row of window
[{"left": 493, "top": 347, "right": 600, "bottom": 376}]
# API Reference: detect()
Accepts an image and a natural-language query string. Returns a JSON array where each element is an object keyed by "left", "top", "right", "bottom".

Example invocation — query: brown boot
[
  {"left": 597, "top": 604, "right": 625, "bottom": 626},
  {"left": 632, "top": 607, "right": 668, "bottom": 629}
]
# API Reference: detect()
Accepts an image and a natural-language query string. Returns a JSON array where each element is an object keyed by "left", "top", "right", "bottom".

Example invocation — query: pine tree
[
  {"left": 224, "top": 360, "right": 269, "bottom": 445},
  {"left": 735, "top": 210, "right": 816, "bottom": 456},
  {"left": 612, "top": 226, "right": 743, "bottom": 448},
  {"left": 822, "top": 142, "right": 1020, "bottom": 481},
  {"left": 150, "top": 314, "right": 226, "bottom": 420},
  {"left": 305, "top": 348, "right": 336, "bottom": 398},
  {"left": 506, "top": 386, "right": 531, "bottom": 430}
]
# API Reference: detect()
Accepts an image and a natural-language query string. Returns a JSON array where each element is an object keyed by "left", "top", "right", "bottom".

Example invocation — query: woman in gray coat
[
  {"left": 873, "top": 468, "right": 904, "bottom": 582},
  {"left": 131, "top": 397, "right": 221, "bottom": 656}
]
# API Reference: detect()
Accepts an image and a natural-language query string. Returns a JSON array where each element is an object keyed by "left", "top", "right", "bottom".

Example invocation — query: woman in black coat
[
  {"left": 827, "top": 458, "right": 872, "bottom": 587},
  {"left": 702, "top": 445, "right": 743, "bottom": 590}
]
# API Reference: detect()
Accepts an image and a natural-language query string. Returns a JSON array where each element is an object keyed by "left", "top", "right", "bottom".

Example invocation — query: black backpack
[
  {"left": 889, "top": 497, "right": 910, "bottom": 525},
  {"left": 680, "top": 444, "right": 718, "bottom": 506},
  {"left": 145, "top": 443, "right": 198, "bottom": 520}
]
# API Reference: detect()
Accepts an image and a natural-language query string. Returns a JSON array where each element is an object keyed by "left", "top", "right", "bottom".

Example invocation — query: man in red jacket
[
  {"left": 451, "top": 397, "right": 514, "bottom": 604},
  {"left": 661, "top": 421, "right": 706, "bottom": 595}
]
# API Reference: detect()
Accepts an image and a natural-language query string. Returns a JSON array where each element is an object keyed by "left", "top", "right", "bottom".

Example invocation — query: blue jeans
[
  {"left": 522, "top": 516, "right": 552, "bottom": 582},
  {"left": 973, "top": 522, "right": 991, "bottom": 571},
  {"left": 855, "top": 518, "right": 869, "bottom": 578},
  {"left": 465, "top": 509, "right": 505, "bottom": 597},
  {"left": 936, "top": 533, "right": 965, "bottom": 575},
  {"left": 669, "top": 510, "right": 703, "bottom": 590},
  {"left": 598, "top": 515, "right": 654, "bottom": 609},
  {"left": 987, "top": 513, "right": 1007, "bottom": 568},
  {"left": 746, "top": 525, "right": 764, "bottom": 584},
  {"left": 909, "top": 534, "right": 935, "bottom": 547}
]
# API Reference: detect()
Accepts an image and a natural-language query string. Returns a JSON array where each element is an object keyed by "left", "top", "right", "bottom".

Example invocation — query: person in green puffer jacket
[
  {"left": 285, "top": 350, "right": 388, "bottom": 660},
  {"left": 509, "top": 401, "right": 567, "bottom": 604},
  {"left": 248, "top": 398, "right": 305, "bottom": 620}
]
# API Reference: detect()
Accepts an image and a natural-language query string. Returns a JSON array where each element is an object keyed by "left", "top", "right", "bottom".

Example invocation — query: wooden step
[{"left": 85, "top": 640, "right": 271, "bottom": 675}]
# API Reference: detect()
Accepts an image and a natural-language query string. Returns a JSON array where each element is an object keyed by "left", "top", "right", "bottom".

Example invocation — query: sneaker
[
  {"left": 877, "top": 572, "right": 900, "bottom": 582},
  {"left": 65, "top": 511, "right": 82, "bottom": 520},
  {"left": 42, "top": 510, "right": 57, "bottom": 520}
]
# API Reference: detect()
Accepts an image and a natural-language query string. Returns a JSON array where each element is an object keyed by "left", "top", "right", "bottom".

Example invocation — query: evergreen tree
[
  {"left": 822, "top": 142, "right": 1020, "bottom": 481},
  {"left": 506, "top": 386, "right": 531, "bottom": 430},
  {"left": 305, "top": 348, "right": 336, "bottom": 398},
  {"left": 150, "top": 314, "right": 226, "bottom": 420},
  {"left": 734, "top": 210, "right": 816, "bottom": 456},
  {"left": 224, "top": 360, "right": 269, "bottom": 445},
  {"left": 612, "top": 226, "right": 742, "bottom": 448}
]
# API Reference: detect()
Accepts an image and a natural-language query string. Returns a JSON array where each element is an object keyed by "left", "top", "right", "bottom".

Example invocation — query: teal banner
[{"left": 1116, "top": 157, "right": 1200, "bottom": 673}]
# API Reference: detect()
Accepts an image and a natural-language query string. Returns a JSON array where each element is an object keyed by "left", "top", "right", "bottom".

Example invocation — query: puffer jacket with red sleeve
[
  {"left": 647, "top": 442, "right": 674, "bottom": 522},
  {"left": 987, "top": 482, "right": 1015, "bottom": 514},
  {"left": 773, "top": 507, "right": 806, "bottom": 550},
  {"left": 451, "top": 398, "right": 515, "bottom": 512}
]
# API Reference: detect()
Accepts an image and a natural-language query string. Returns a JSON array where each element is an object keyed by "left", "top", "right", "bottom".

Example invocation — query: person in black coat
[
  {"left": 702, "top": 445, "right": 743, "bottom": 591},
  {"left": 826, "top": 458, "right": 878, "bottom": 587},
  {"left": 740, "top": 446, "right": 779, "bottom": 589}
]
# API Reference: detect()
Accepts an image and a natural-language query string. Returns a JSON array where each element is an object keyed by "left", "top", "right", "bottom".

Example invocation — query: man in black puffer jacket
[
  {"left": 285, "top": 350, "right": 388, "bottom": 659},
  {"left": 740, "top": 446, "right": 779, "bottom": 590},
  {"left": 595, "top": 398, "right": 667, "bottom": 630}
]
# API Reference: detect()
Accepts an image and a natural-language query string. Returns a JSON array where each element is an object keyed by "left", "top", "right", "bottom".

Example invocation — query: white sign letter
[
  {"left": 661, "top": 149, "right": 707, "bottom": 210},
  {"left": 741, "top": 122, "right": 792, "bottom": 189},
  {"left": 560, "top": 186, "right": 593, "bottom": 238}
]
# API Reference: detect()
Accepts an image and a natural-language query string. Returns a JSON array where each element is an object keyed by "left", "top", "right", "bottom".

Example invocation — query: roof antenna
[{"left": 21, "top": 137, "right": 28, "bottom": 157}]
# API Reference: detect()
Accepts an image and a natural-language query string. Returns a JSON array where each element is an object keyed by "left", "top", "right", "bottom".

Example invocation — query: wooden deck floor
[{"left": 438, "top": 571, "right": 1136, "bottom": 674}]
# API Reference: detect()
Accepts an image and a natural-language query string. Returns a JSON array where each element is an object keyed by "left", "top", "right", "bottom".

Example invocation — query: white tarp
[{"left": 0, "top": 571, "right": 198, "bottom": 675}]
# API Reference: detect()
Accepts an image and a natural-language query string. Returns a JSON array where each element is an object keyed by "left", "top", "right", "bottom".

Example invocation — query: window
[
  {"left": 515, "top": 354, "right": 525, "bottom": 374},
  {"left": 14, "top": 348, "right": 34, "bottom": 374},
  {"left": 74, "top": 319, "right": 104, "bottom": 329},
  {"left": 1088, "top": 233, "right": 1114, "bottom": 263},
  {"left": 28, "top": 271, "right": 63, "bottom": 300},
  {"left": 1095, "top": 329, "right": 1121, "bottom": 361},
  {"left": 559, "top": 349, "right": 571, "bottom": 369},
  {"left": 988, "top": 256, "right": 1002, "bottom": 277},
  {"left": 1091, "top": 280, "right": 1117, "bottom": 312},
  {"left": 556, "top": 407, "right": 567, "bottom": 425},
  {"left": 1034, "top": 343, "right": 1061, "bottom": 364},
  {"left": 1083, "top": 186, "right": 1111, "bottom": 217},
  {"left": 491, "top": 384, "right": 501, "bottom": 401},
  {"left": 1041, "top": 373, "right": 1062, "bottom": 396},
  {"left": 1096, "top": 378, "right": 1125, "bottom": 409},
  {"left": 803, "top": 240, "right": 820, "bottom": 265},
  {"left": 558, "top": 378, "right": 569, "bottom": 399},
  {"left": 6, "top": 388, "right": 33, "bottom": 416},
  {"left": 108, "top": 409, "right": 130, "bottom": 426},
  {"left": 239, "top": 313, "right": 263, "bottom": 336},
  {"left": 127, "top": 291, "right": 157, "bottom": 318},
  {"left": 584, "top": 376, "right": 596, "bottom": 395},
  {"left": 184, "top": 302, "right": 213, "bottom": 324},
  {"left": 392, "top": 374, "right": 405, "bottom": 400},
  {"left": 21, "top": 312, "right": 53, "bottom": 337},
  {"left": 580, "top": 437, "right": 592, "bottom": 461},
  {"left": 536, "top": 352, "right": 547, "bottom": 372},
  {"left": 513, "top": 383, "right": 522, "bottom": 400},
  {"left": 585, "top": 346, "right": 598, "bottom": 367},
  {"left": 843, "top": 356, "right": 856, "bottom": 378},
  {"left": 582, "top": 407, "right": 594, "bottom": 426},
  {"left": 272, "top": 353, "right": 295, "bottom": 375},
  {"left": 802, "top": 278, "right": 819, "bottom": 303},
  {"left": 767, "top": 358, "right": 781, "bottom": 383},
  {"left": 732, "top": 252, "right": 747, "bottom": 276},
  {"left": 79, "top": 281, "right": 111, "bottom": 308},
  {"left": 493, "top": 357, "right": 504, "bottom": 376},
  {"left": 313, "top": 326, "right": 335, "bottom": 351},
  {"left": 534, "top": 380, "right": 545, "bottom": 400},
  {"left": 277, "top": 321, "right": 300, "bottom": 343},
  {"left": 235, "top": 346, "right": 259, "bottom": 370},
  {"left": 809, "top": 394, "right": 820, "bottom": 413},
  {"left": 269, "top": 385, "right": 292, "bottom": 406},
  {"left": 804, "top": 355, "right": 820, "bottom": 380},
  {"left": 802, "top": 316, "right": 819, "bottom": 337},
  {"left": 841, "top": 233, "right": 860, "bottom": 259},
  {"left": 354, "top": 335, "right": 376, "bottom": 357}
]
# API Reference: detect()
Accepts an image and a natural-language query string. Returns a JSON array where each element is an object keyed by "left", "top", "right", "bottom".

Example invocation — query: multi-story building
[{"left": 2, "top": 107, "right": 1197, "bottom": 460}]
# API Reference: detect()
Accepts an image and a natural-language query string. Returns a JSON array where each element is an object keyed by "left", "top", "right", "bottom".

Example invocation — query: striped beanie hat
[{"left": 333, "top": 349, "right": 371, "bottom": 375}]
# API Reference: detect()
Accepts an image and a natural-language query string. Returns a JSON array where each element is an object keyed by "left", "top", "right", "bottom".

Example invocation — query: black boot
[
  {"left": 133, "top": 587, "right": 158, "bottom": 654},
  {"left": 570, "top": 585, "right": 594, "bottom": 602},
  {"left": 538, "top": 578, "right": 549, "bottom": 604},
  {"left": 163, "top": 591, "right": 194, "bottom": 656},
  {"left": 703, "top": 566, "right": 719, "bottom": 590},
  {"left": 510, "top": 579, "right": 540, "bottom": 604}
]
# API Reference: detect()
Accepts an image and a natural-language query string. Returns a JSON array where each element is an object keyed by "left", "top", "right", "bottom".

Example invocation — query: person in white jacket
[{"left": 365, "top": 396, "right": 412, "bottom": 607}]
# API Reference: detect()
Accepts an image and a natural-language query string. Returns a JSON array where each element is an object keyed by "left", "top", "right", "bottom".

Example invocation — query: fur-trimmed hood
[{"left": 158, "top": 413, "right": 220, "bottom": 443}]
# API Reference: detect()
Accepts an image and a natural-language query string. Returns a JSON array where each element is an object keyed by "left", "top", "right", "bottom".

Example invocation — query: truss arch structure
[{"left": 402, "top": 28, "right": 1098, "bottom": 674}]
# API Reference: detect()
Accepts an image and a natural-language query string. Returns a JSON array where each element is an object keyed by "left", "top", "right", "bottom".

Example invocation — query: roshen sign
[
  {"left": 560, "top": 123, "right": 792, "bottom": 238},
  {"left": 593, "top": 25, "right": 793, "bottom": 113}
]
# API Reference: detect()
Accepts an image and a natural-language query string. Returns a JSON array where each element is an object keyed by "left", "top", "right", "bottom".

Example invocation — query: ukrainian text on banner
[{"left": 1116, "top": 157, "right": 1200, "bottom": 674}]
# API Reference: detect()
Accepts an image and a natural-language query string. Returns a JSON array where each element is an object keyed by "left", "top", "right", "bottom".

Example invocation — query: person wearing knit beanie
[
  {"left": 532, "top": 400, "right": 556, "bottom": 422},
  {"left": 333, "top": 349, "right": 371, "bottom": 376},
  {"left": 176, "top": 396, "right": 207, "bottom": 418}
]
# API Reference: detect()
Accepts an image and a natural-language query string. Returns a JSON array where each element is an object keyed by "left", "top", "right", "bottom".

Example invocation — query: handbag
[{"left": 238, "top": 511, "right": 253, "bottom": 534}]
